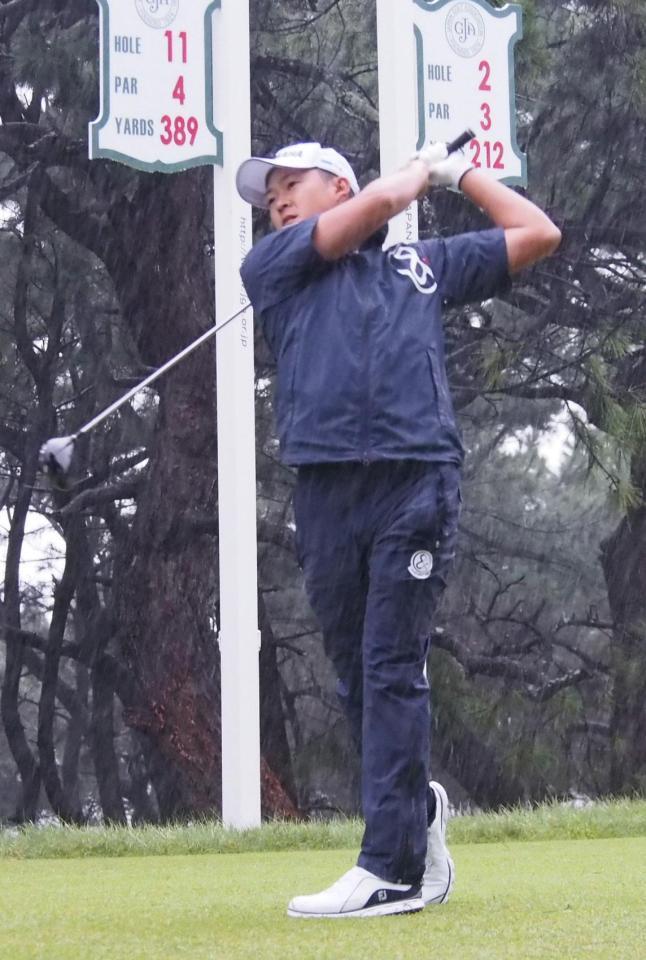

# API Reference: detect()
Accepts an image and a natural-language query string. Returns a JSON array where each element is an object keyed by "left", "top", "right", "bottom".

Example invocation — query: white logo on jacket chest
[{"left": 389, "top": 245, "right": 438, "bottom": 295}]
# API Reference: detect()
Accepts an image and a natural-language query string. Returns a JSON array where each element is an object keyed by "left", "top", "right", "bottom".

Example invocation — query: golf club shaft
[{"left": 76, "top": 302, "right": 252, "bottom": 439}]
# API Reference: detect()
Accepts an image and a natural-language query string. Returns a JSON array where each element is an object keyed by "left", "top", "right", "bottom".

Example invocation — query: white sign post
[
  {"left": 377, "top": 0, "right": 526, "bottom": 246},
  {"left": 377, "top": 0, "right": 419, "bottom": 247},
  {"left": 211, "top": 0, "right": 261, "bottom": 830},
  {"left": 90, "top": 0, "right": 261, "bottom": 829}
]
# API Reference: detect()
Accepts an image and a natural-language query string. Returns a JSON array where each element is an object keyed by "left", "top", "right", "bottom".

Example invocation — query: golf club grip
[{"left": 446, "top": 129, "right": 476, "bottom": 155}]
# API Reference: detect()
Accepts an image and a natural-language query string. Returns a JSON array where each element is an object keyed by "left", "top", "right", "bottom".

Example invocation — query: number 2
[
  {"left": 478, "top": 60, "right": 491, "bottom": 91},
  {"left": 492, "top": 141, "right": 505, "bottom": 169}
]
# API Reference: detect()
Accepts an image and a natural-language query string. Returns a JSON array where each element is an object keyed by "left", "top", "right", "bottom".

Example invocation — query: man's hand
[
  {"left": 411, "top": 142, "right": 449, "bottom": 168},
  {"left": 411, "top": 143, "right": 473, "bottom": 192}
]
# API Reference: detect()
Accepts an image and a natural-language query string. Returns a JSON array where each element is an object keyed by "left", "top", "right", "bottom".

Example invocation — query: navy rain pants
[{"left": 293, "top": 459, "right": 461, "bottom": 886}]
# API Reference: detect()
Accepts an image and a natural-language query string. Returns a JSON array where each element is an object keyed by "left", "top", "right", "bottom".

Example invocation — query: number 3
[{"left": 160, "top": 115, "right": 172, "bottom": 145}]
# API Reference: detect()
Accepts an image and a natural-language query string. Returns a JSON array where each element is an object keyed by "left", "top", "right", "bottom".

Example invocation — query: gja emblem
[
  {"left": 389, "top": 245, "right": 438, "bottom": 295},
  {"left": 445, "top": 2, "right": 486, "bottom": 59},
  {"left": 408, "top": 550, "right": 434, "bottom": 580},
  {"left": 135, "top": 0, "right": 179, "bottom": 29}
]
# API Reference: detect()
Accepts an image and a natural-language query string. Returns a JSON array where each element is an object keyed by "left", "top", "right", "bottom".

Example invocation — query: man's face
[{"left": 265, "top": 167, "right": 349, "bottom": 230}]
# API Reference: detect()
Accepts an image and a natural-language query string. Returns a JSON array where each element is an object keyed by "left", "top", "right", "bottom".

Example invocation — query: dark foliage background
[{"left": 0, "top": 0, "right": 644, "bottom": 822}]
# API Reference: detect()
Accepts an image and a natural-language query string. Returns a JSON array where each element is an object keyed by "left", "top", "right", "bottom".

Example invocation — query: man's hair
[{"left": 317, "top": 168, "right": 352, "bottom": 197}]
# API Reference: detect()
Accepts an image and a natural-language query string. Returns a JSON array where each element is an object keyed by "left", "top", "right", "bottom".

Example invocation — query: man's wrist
[
  {"left": 455, "top": 164, "right": 476, "bottom": 192},
  {"left": 404, "top": 157, "right": 433, "bottom": 195}
]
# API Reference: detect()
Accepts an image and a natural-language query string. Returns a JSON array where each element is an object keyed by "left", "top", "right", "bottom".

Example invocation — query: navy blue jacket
[{"left": 240, "top": 217, "right": 509, "bottom": 466}]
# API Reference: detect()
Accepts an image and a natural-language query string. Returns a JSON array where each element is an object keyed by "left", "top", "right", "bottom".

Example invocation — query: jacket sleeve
[
  {"left": 240, "top": 216, "right": 328, "bottom": 313},
  {"left": 422, "top": 228, "right": 511, "bottom": 307}
]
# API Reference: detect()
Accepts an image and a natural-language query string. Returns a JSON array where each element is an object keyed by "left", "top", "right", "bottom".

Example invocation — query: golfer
[{"left": 236, "top": 140, "right": 561, "bottom": 918}]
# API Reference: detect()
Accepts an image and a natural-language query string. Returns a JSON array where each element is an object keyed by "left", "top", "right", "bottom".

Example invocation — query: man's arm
[
  {"left": 313, "top": 159, "right": 431, "bottom": 260},
  {"left": 458, "top": 168, "right": 561, "bottom": 273},
  {"left": 314, "top": 149, "right": 561, "bottom": 271}
]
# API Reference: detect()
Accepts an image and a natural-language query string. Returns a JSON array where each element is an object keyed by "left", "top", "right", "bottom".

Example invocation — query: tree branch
[
  {"left": 431, "top": 629, "right": 592, "bottom": 701},
  {"left": 59, "top": 478, "right": 140, "bottom": 516}
]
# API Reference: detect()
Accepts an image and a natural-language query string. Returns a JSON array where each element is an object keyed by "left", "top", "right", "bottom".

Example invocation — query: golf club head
[{"left": 39, "top": 436, "right": 75, "bottom": 490}]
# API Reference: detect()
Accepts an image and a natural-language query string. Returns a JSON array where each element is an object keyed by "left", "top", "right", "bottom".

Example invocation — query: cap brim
[{"left": 236, "top": 157, "right": 315, "bottom": 208}]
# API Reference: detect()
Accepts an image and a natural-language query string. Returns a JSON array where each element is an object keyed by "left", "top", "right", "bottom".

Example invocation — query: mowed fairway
[{"left": 2, "top": 837, "right": 645, "bottom": 960}]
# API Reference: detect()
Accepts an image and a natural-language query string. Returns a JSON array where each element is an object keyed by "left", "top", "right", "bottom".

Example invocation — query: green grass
[
  {"left": 1, "top": 797, "right": 645, "bottom": 860},
  {"left": 2, "top": 838, "right": 645, "bottom": 959}
]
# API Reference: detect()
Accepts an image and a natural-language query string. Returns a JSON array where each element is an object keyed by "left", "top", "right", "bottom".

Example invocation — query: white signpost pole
[
  {"left": 211, "top": 0, "right": 261, "bottom": 830},
  {"left": 90, "top": 0, "right": 261, "bottom": 829},
  {"left": 376, "top": 0, "right": 419, "bottom": 247}
]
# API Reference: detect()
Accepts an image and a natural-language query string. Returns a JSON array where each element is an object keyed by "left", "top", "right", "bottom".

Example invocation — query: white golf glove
[
  {"left": 39, "top": 436, "right": 74, "bottom": 474},
  {"left": 412, "top": 142, "right": 474, "bottom": 192},
  {"left": 412, "top": 142, "right": 449, "bottom": 168}
]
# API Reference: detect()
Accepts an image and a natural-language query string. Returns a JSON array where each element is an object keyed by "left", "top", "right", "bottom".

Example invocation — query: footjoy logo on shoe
[
  {"left": 408, "top": 550, "right": 433, "bottom": 579},
  {"left": 378, "top": 890, "right": 388, "bottom": 902}
]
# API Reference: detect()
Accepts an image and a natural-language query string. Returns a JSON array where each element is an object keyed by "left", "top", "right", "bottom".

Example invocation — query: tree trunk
[
  {"left": 600, "top": 503, "right": 646, "bottom": 795},
  {"left": 37, "top": 516, "right": 84, "bottom": 823},
  {"left": 62, "top": 662, "right": 90, "bottom": 814},
  {"left": 111, "top": 172, "right": 222, "bottom": 814},
  {"left": 259, "top": 592, "right": 298, "bottom": 815},
  {"left": 1, "top": 443, "right": 41, "bottom": 822},
  {"left": 91, "top": 662, "right": 127, "bottom": 824}
]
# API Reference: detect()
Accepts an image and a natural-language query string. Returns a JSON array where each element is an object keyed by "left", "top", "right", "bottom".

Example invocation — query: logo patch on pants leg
[{"left": 408, "top": 550, "right": 434, "bottom": 579}]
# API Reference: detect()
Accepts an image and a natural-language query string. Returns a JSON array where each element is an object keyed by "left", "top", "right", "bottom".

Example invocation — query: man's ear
[{"left": 333, "top": 176, "right": 353, "bottom": 202}]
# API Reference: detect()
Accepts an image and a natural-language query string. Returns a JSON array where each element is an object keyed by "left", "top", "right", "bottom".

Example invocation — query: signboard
[
  {"left": 414, "top": 0, "right": 526, "bottom": 185},
  {"left": 378, "top": 0, "right": 526, "bottom": 245},
  {"left": 90, "top": 0, "right": 223, "bottom": 171}
]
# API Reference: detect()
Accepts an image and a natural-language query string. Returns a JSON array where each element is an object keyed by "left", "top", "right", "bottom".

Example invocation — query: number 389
[{"left": 160, "top": 115, "right": 199, "bottom": 147}]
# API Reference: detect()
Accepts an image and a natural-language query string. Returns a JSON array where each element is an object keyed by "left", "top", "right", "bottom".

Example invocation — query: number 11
[{"left": 165, "top": 30, "right": 187, "bottom": 63}]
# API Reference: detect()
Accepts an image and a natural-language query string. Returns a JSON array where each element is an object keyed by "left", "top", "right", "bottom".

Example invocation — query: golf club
[
  {"left": 446, "top": 129, "right": 476, "bottom": 154},
  {"left": 39, "top": 301, "right": 252, "bottom": 487},
  {"left": 39, "top": 128, "right": 476, "bottom": 487}
]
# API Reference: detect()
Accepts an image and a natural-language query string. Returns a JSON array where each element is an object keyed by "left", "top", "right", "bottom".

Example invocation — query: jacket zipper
[{"left": 361, "top": 282, "right": 372, "bottom": 462}]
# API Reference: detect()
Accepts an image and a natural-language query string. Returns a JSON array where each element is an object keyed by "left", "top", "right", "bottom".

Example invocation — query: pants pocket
[
  {"left": 431, "top": 465, "right": 462, "bottom": 592},
  {"left": 427, "top": 348, "right": 455, "bottom": 430}
]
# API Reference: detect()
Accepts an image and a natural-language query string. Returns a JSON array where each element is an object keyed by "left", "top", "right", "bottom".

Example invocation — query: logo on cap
[{"left": 277, "top": 146, "right": 308, "bottom": 160}]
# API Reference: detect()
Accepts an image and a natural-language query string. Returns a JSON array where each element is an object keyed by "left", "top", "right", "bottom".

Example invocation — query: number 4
[{"left": 172, "top": 76, "right": 186, "bottom": 106}]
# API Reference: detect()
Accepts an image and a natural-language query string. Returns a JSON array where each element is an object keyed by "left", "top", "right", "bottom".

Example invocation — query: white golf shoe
[
  {"left": 287, "top": 866, "right": 424, "bottom": 919},
  {"left": 422, "top": 780, "right": 455, "bottom": 905}
]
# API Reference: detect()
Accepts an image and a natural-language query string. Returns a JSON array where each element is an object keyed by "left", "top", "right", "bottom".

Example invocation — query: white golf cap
[{"left": 236, "top": 142, "right": 360, "bottom": 208}]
